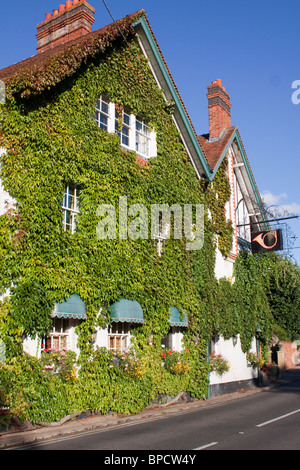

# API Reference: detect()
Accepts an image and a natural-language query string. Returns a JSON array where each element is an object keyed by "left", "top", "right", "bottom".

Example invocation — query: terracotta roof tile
[{"left": 197, "top": 126, "right": 237, "bottom": 171}]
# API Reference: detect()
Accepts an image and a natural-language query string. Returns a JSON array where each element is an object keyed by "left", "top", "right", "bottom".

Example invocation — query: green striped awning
[
  {"left": 52, "top": 294, "right": 87, "bottom": 320},
  {"left": 169, "top": 307, "right": 188, "bottom": 327},
  {"left": 110, "top": 299, "right": 144, "bottom": 324}
]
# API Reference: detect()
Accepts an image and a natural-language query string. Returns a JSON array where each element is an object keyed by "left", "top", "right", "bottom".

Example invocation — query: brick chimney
[
  {"left": 207, "top": 79, "right": 231, "bottom": 140},
  {"left": 36, "top": 0, "right": 95, "bottom": 54}
]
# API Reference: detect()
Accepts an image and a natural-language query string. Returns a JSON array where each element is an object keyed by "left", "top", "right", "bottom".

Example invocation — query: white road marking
[
  {"left": 193, "top": 441, "right": 218, "bottom": 450},
  {"left": 256, "top": 408, "right": 300, "bottom": 428}
]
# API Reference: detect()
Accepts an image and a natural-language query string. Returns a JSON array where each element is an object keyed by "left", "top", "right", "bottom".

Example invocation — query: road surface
[{"left": 9, "top": 369, "right": 300, "bottom": 451}]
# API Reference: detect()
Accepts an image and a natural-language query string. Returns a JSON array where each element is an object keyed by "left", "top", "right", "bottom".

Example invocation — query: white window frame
[
  {"left": 46, "top": 318, "right": 69, "bottom": 350},
  {"left": 62, "top": 184, "right": 80, "bottom": 234},
  {"left": 115, "top": 109, "right": 132, "bottom": 149},
  {"left": 108, "top": 322, "right": 130, "bottom": 351},
  {"left": 161, "top": 327, "right": 184, "bottom": 352},
  {"left": 96, "top": 96, "right": 157, "bottom": 159},
  {"left": 95, "top": 96, "right": 110, "bottom": 131},
  {"left": 135, "top": 117, "right": 151, "bottom": 158}
]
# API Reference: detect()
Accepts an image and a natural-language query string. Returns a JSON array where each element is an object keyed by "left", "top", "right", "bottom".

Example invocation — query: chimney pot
[
  {"left": 207, "top": 79, "right": 231, "bottom": 140},
  {"left": 37, "top": 0, "right": 95, "bottom": 53}
]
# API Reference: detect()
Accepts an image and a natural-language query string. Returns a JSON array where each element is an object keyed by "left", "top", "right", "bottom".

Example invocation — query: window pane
[
  {"left": 121, "top": 126, "right": 129, "bottom": 146},
  {"left": 96, "top": 97, "right": 109, "bottom": 130},
  {"left": 52, "top": 336, "right": 59, "bottom": 350},
  {"left": 60, "top": 335, "right": 68, "bottom": 349},
  {"left": 99, "top": 113, "right": 108, "bottom": 131},
  {"left": 63, "top": 192, "right": 68, "bottom": 208},
  {"left": 62, "top": 185, "right": 80, "bottom": 233},
  {"left": 136, "top": 119, "right": 142, "bottom": 132},
  {"left": 115, "top": 111, "right": 131, "bottom": 148},
  {"left": 108, "top": 322, "right": 130, "bottom": 351},
  {"left": 101, "top": 99, "right": 109, "bottom": 115},
  {"left": 136, "top": 133, "right": 149, "bottom": 156},
  {"left": 136, "top": 118, "right": 150, "bottom": 157},
  {"left": 115, "top": 336, "right": 121, "bottom": 349},
  {"left": 65, "top": 210, "right": 71, "bottom": 224},
  {"left": 123, "top": 113, "right": 130, "bottom": 126}
]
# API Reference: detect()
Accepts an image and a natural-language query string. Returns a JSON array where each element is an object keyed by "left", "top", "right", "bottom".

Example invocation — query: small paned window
[
  {"left": 95, "top": 96, "right": 110, "bottom": 131},
  {"left": 108, "top": 323, "right": 130, "bottom": 351},
  {"left": 62, "top": 184, "right": 80, "bottom": 233},
  {"left": 115, "top": 110, "right": 131, "bottom": 148},
  {"left": 136, "top": 118, "right": 150, "bottom": 158},
  {"left": 46, "top": 318, "right": 69, "bottom": 350},
  {"left": 95, "top": 96, "right": 157, "bottom": 159}
]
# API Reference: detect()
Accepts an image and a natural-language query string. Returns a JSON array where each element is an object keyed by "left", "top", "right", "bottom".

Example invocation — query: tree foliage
[{"left": 266, "top": 254, "right": 300, "bottom": 341}]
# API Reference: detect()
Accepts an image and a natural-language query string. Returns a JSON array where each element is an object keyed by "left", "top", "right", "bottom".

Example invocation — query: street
[{"left": 10, "top": 368, "right": 300, "bottom": 451}]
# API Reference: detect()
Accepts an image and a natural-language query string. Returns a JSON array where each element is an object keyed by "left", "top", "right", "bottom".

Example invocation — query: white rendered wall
[
  {"left": 214, "top": 248, "right": 234, "bottom": 280},
  {"left": 22, "top": 319, "right": 82, "bottom": 358},
  {"left": 0, "top": 148, "right": 14, "bottom": 216},
  {"left": 210, "top": 335, "right": 258, "bottom": 385}
]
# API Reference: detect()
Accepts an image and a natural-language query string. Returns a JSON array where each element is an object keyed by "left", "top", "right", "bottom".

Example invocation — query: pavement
[{"left": 1, "top": 367, "right": 300, "bottom": 450}]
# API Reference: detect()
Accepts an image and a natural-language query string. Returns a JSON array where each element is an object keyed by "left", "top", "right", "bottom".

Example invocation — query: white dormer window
[{"left": 95, "top": 96, "right": 157, "bottom": 159}]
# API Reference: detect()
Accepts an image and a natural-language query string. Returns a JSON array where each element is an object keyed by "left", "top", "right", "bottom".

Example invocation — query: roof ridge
[{"left": 0, "top": 10, "right": 144, "bottom": 96}]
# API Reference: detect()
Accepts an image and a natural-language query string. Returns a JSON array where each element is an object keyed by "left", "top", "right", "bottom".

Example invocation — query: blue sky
[{"left": 0, "top": 0, "right": 299, "bottom": 263}]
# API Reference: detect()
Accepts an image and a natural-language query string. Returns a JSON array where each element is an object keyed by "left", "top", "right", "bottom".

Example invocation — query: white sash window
[
  {"left": 62, "top": 184, "right": 80, "bottom": 233},
  {"left": 96, "top": 96, "right": 157, "bottom": 159}
]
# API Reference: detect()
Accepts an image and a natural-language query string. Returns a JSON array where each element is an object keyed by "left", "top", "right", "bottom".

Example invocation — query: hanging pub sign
[{"left": 251, "top": 228, "right": 283, "bottom": 254}]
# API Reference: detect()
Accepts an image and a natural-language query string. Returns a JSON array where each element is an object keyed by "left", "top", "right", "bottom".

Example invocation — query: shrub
[
  {"left": 162, "top": 348, "right": 190, "bottom": 375},
  {"left": 0, "top": 353, "right": 75, "bottom": 424},
  {"left": 40, "top": 347, "right": 77, "bottom": 383},
  {"left": 111, "top": 349, "right": 146, "bottom": 380},
  {"left": 0, "top": 345, "right": 203, "bottom": 425},
  {"left": 209, "top": 352, "right": 230, "bottom": 376}
]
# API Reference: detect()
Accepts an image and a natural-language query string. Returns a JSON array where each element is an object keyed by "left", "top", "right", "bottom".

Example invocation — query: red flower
[{"left": 162, "top": 353, "right": 166, "bottom": 358}]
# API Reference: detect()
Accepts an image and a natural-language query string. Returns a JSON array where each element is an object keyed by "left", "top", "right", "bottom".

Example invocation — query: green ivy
[
  {"left": 0, "top": 27, "right": 274, "bottom": 421},
  {"left": 232, "top": 252, "right": 273, "bottom": 351}
]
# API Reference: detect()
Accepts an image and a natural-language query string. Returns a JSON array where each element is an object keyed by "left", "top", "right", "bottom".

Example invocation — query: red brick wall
[
  {"left": 207, "top": 79, "right": 231, "bottom": 140},
  {"left": 36, "top": 0, "right": 95, "bottom": 53},
  {"left": 280, "top": 341, "right": 298, "bottom": 370}
]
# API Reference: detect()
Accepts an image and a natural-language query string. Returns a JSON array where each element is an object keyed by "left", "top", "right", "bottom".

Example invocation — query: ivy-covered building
[{"left": 0, "top": 1, "right": 269, "bottom": 399}]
